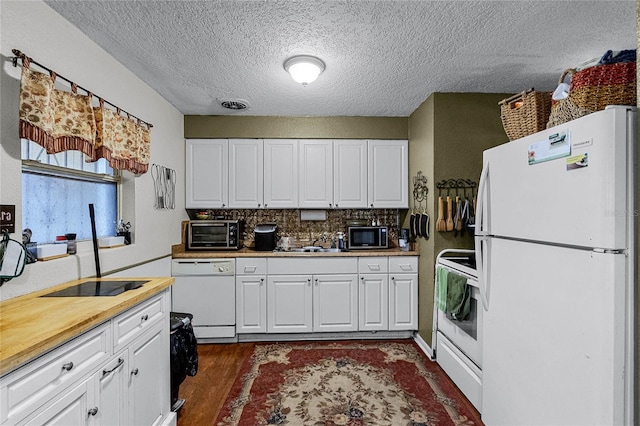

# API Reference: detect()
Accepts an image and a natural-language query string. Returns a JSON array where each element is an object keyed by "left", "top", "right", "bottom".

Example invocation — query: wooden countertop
[
  {"left": 0, "top": 276, "right": 174, "bottom": 376},
  {"left": 172, "top": 244, "right": 419, "bottom": 258}
]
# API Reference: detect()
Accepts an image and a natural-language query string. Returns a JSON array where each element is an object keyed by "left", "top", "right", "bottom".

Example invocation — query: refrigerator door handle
[
  {"left": 475, "top": 235, "right": 490, "bottom": 311},
  {"left": 475, "top": 160, "right": 490, "bottom": 236}
]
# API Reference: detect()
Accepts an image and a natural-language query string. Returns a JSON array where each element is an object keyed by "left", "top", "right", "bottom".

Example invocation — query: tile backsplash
[{"left": 187, "top": 208, "right": 401, "bottom": 248}]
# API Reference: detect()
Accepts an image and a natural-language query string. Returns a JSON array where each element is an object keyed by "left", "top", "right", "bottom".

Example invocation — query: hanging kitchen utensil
[
  {"left": 460, "top": 198, "right": 470, "bottom": 237},
  {"left": 409, "top": 206, "right": 417, "bottom": 240},
  {"left": 446, "top": 196, "right": 454, "bottom": 231},
  {"left": 455, "top": 195, "right": 464, "bottom": 235},
  {"left": 421, "top": 205, "right": 430, "bottom": 239},
  {"left": 436, "top": 196, "right": 446, "bottom": 232},
  {"left": 0, "top": 230, "right": 27, "bottom": 285}
]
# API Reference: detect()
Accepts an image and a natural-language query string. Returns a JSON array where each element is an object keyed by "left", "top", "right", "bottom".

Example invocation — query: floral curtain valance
[{"left": 17, "top": 54, "right": 151, "bottom": 174}]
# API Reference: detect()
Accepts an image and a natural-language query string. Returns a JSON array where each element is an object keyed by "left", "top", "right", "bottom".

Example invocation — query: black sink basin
[{"left": 41, "top": 280, "right": 148, "bottom": 297}]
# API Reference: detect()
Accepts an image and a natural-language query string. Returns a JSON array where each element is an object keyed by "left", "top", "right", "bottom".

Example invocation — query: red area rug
[{"left": 215, "top": 340, "right": 482, "bottom": 425}]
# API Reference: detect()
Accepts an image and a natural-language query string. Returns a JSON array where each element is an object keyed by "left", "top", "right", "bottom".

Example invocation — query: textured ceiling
[{"left": 44, "top": 0, "right": 636, "bottom": 117}]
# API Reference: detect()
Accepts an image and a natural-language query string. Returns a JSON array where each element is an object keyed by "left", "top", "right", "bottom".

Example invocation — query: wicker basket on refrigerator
[
  {"left": 569, "top": 61, "right": 636, "bottom": 111},
  {"left": 499, "top": 89, "right": 552, "bottom": 141},
  {"left": 547, "top": 69, "right": 595, "bottom": 128}
]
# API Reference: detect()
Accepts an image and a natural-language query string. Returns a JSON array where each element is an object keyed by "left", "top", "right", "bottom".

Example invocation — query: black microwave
[
  {"left": 347, "top": 226, "right": 388, "bottom": 250},
  {"left": 187, "top": 220, "right": 243, "bottom": 250}
]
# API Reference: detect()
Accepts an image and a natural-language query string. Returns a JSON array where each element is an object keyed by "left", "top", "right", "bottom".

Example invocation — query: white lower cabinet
[
  {"left": 267, "top": 275, "right": 313, "bottom": 333},
  {"left": 265, "top": 258, "right": 358, "bottom": 333},
  {"left": 358, "top": 274, "right": 389, "bottom": 331},
  {"left": 94, "top": 353, "right": 127, "bottom": 426},
  {"left": 235, "top": 256, "right": 417, "bottom": 336},
  {"left": 388, "top": 256, "right": 418, "bottom": 331},
  {"left": 21, "top": 379, "right": 93, "bottom": 426},
  {"left": 2, "top": 290, "right": 172, "bottom": 426},
  {"left": 312, "top": 274, "right": 358, "bottom": 332},
  {"left": 129, "top": 322, "right": 167, "bottom": 426},
  {"left": 236, "top": 258, "right": 268, "bottom": 334}
]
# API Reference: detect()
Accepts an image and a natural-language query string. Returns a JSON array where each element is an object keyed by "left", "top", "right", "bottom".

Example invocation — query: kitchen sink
[
  {"left": 41, "top": 280, "right": 148, "bottom": 297},
  {"left": 277, "top": 247, "right": 344, "bottom": 253}
]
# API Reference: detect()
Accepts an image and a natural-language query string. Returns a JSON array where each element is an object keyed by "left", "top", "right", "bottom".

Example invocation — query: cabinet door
[
  {"left": 229, "top": 139, "right": 264, "bottom": 208},
  {"left": 358, "top": 274, "right": 389, "bottom": 331},
  {"left": 389, "top": 273, "right": 418, "bottom": 330},
  {"left": 186, "top": 139, "right": 228, "bottom": 208},
  {"left": 368, "top": 140, "right": 408, "bottom": 208},
  {"left": 236, "top": 275, "right": 267, "bottom": 333},
  {"left": 267, "top": 275, "right": 313, "bottom": 333},
  {"left": 21, "top": 379, "right": 93, "bottom": 426},
  {"left": 264, "top": 139, "right": 298, "bottom": 208},
  {"left": 312, "top": 274, "right": 358, "bottom": 332},
  {"left": 94, "top": 353, "right": 128, "bottom": 426},
  {"left": 129, "top": 323, "right": 168, "bottom": 426},
  {"left": 299, "top": 140, "right": 333, "bottom": 208},
  {"left": 334, "top": 140, "right": 367, "bottom": 208}
]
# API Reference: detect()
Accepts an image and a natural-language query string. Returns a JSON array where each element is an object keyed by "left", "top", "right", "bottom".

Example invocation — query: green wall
[
  {"left": 408, "top": 92, "right": 510, "bottom": 346},
  {"left": 184, "top": 116, "right": 408, "bottom": 139}
]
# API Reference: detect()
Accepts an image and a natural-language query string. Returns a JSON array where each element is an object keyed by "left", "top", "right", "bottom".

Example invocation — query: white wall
[{"left": 0, "top": 1, "right": 187, "bottom": 300}]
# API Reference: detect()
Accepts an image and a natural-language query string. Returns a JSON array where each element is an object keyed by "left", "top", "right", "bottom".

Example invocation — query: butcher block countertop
[
  {"left": 172, "top": 244, "right": 418, "bottom": 258},
  {"left": 0, "top": 276, "right": 174, "bottom": 376}
]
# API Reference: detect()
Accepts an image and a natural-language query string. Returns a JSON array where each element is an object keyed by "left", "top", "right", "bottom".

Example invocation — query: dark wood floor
[{"left": 176, "top": 343, "right": 255, "bottom": 426}]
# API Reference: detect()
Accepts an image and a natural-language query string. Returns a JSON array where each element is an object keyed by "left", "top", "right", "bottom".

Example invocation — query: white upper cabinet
[
  {"left": 186, "top": 139, "right": 228, "bottom": 209},
  {"left": 334, "top": 140, "right": 368, "bottom": 208},
  {"left": 264, "top": 139, "right": 299, "bottom": 208},
  {"left": 299, "top": 140, "right": 333, "bottom": 208},
  {"left": 186, "top": 138, "right": 408, "bottom": 209},
  {"left": 229, "top": 139, "right": 264, "bottom": 208},
  {"left": 368, "top": 140, "right": 408, "bottom": 208}
]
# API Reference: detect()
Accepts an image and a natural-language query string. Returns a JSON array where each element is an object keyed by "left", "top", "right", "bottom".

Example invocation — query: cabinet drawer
[
  {"left": 236, "top": 258, "right": 267, "bottom": 275},
  {"left": 388, "top": 256, "right": 418, "bottom": 273},
  {"left": 0, "top": 323, "right": 110, "bottom": 425},
  {"left": 113, "top": 293, "right": 165, "bottom": 352},
  {"left": 358, "top": 257, "right": 389, "bottom": 273}
]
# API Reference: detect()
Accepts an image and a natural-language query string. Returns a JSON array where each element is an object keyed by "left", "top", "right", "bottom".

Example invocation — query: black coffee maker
[{"left": 254, "top": 224, "right": 277, "bottom": 251}]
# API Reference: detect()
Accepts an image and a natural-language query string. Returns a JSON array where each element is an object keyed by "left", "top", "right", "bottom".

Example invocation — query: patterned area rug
[{"left": 215, "top": 340, "right": 482, "bottom": 425}]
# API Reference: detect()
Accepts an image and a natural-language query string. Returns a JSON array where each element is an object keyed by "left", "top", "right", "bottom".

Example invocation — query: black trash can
[{"left": 170, "top": 312, "right": 198, "bottom": 412}]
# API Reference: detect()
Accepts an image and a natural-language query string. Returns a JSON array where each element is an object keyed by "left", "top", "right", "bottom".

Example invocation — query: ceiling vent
[{"left": 219, "top": 99, "right": 249, "bottom": 110}]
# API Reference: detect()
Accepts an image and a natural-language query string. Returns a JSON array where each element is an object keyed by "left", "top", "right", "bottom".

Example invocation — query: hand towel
[
  {"left": 447, "top": 272, "right": 469, "bottom": 321},
  {"left": 436, "top": 266, "right": 448, "bottom": 312}
]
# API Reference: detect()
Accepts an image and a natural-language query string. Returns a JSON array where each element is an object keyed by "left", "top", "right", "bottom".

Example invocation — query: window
[{"left": 21, "top": 139, "right": 119, "bottom": 244}]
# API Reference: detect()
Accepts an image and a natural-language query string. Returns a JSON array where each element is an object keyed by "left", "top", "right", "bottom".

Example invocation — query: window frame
[{"left": 20, "top": 140, "right": 122, "bottom": 243}]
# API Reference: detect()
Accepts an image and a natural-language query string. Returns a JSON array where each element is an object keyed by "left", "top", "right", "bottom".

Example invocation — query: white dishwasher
[{"left": 171, "top": 258, "right": 236, "bottom": 341}]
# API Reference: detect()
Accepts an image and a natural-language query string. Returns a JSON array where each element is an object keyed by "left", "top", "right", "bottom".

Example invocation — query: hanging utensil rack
[
  {"left": 435, "top": 179, "right": 478, "bottom": 236},
  {"left": 410, "top": 171, "right": 430, "bottom": 240}
]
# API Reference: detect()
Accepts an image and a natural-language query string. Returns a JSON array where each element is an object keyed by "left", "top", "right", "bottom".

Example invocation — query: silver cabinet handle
[
  {"left": 141, "top": 314, "right": 149, "bottom": 321},
  {"left": 307, "top": 278, "right": 311, "bottom": 286},
  {"left": 260, "top": 278, "right": 264, "bottom": 285},
  {"left": 102, "top": 358, "right": 124, "bottom": 378},
  {"left": 62, "top": 362, "right": 73, "bottom": 371},
  {"left": 131, "top": 368, "right": 139, "bottom": 376},
  {"left": 221, "top": 203, "right": 226, "bottom": 208},
  {"left": 314, "top": 278, "right": 318, "bottom": 286},
  {"left": 88, "top": 407, "right": 99, "bottom": 416}
]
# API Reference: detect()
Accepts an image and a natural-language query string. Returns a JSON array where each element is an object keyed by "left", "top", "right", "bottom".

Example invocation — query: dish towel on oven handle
[{"left": 436, "top": 266, "right": 470, "bottom": 321}]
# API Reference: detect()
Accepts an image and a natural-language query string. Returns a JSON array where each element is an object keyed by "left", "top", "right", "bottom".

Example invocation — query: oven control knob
[{"left": 218, "top": 266, "right": 224, "bottom": 273}]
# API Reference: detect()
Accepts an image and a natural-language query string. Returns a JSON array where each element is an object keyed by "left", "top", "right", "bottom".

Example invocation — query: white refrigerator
[{"left": 475, "top": 106, "right": 636, "bottom": 425}]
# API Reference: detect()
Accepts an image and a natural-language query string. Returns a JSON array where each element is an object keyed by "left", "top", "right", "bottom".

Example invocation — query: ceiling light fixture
[{"left": 284, "top": 55, "right": 325, "bottom": 86}]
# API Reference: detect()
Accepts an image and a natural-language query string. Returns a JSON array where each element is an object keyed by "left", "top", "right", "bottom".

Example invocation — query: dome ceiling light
[{"left": 283, "top": 55, "right": 325, "bottom": 86}]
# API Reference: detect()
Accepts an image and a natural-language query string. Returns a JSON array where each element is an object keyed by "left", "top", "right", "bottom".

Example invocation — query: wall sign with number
[{"left": 1, "top": 205, "right": 16, "bottom": 233}]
